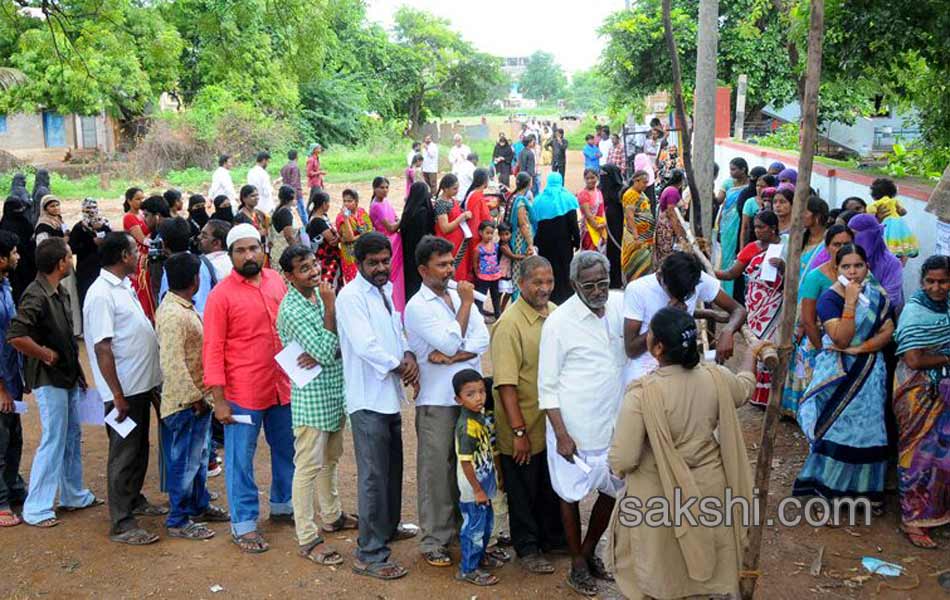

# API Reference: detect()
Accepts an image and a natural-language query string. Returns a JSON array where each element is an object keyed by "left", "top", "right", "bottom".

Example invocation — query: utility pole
[
  {"left": 739, "top": 1, "right": 826, "bottom": 598},
  {"left": 734, "top": 74, "right": 748, "bottom": 140},
  {"left": 692, "top": 0, "right": 719, "bottom": 240}
]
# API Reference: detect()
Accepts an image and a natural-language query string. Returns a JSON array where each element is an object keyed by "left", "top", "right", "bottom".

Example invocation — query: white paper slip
[
  {"left": 759, "top": 243, "right": 784, "bottom": 283},
  {"left": 704, "top": 350, "right": 717, "bottom": 362},
  {"left": 447, "top": 280, "right": 487, "bottom": 303},
  {"left": 79, "top": 388, "right": 105, "bottom": 425},
  {"left": 573, "top": 455, "right": 593, "bottom": 474},
  {"left": 104, "top": 408, "right": 136, "bottom": 438},
  {"left": 459, "top": 221, "right": 473, "bottom": 239},
  {"left": 13, "top": 401, "right": 27, "bottom": 414},
  {"left": 231, "top": 414, "right": 253, "bottom": 425},
  {"left": 275, "top": 340, "right": 323, "bottom": 388}
]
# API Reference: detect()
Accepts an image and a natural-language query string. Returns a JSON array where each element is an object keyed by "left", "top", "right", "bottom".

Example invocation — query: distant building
[
  {"left": 502, "top": 56, "right": 530, "bottom": 81},
  {"left": 0, "top": 111, "right": 117, "bottom": 157}
]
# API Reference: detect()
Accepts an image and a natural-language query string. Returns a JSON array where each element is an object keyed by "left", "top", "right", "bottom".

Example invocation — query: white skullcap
[{"left": 226, "top": 223, "right": 261, "bottom": 249}]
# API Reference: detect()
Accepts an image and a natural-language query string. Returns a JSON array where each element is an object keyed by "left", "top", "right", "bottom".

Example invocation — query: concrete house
[{"left": 0, "top": 111, "right": 118, "bottom": 159}]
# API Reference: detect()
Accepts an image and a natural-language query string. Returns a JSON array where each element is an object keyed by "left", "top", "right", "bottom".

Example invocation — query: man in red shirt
[
  {"left": 203, "top": 223, "right": 296, "bottom": 554},
  {"left": 306, "top": 143, "right": 326, "bottom": 192}
]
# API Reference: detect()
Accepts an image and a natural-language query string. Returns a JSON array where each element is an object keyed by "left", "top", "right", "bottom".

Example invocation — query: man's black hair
[
  {"left": 165, "top": 251, "right": 201, "bottom": 291},
  {"left": 279, "top": 244, "right": 314, "bottom": 273},
  {"left": 159, "top": 217, "right": 193, "bottom": 253},
  {"left": 353, "top": 231, "right": 391, "bottom": 263},
  {"left": 414, "top": 235, "right": 453, "bottom": 268},
  {"left": 99, "top": 232, "right": 136, "bottom": 267},
  {"left": 35, "top": 238, "right": 69, "bottom": 274}
]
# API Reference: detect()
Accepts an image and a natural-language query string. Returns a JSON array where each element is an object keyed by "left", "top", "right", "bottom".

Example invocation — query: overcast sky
[{"left": 365, "top": 0, "right": 623, "bottom": 76}]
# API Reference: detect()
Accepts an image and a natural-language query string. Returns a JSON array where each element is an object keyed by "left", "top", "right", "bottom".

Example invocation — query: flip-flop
[
  {"left": 132, "top": 503, "right": 169, "bottom": 517},
  {"left": 299, "top": 538, "right": 344, "bottom": 565},
  {"left": 231, "top": 531, "right": 269, "bottom": 554},
  {"left": 168, "top": 521, "right": 215, "bottom": 540},
  {"left": 60, "top": 497, "right": 105, "bottom": 513},
  {"left": 485, "top": 546, "right": 511, "bottom": 563},
  {"left": 29, "top": 517, "right": 60, "bottom": 528},
  {"left": 352, "top": 560, "right": 408, "bottom": 580},
  {"left": 0, "top": 510, "right": 22, "bottom": 527},
  {"left": 901, "top": 526, "right": 938, "bottom": 549},
  {"left": 110, "top": 527, "right": 159, "bottom": 545},
  {"left": 197, "top": 505, "right": 230, "bottom": 522},
  {"left": 456, "top": 569, "right": 499, "bottom": 586},
  {"left": 423, "top": 549, "right": 452, "bottom": 567},
  {"left": 321, "top": 512, "right": 359, "bottom": 533},
  {"left": 587, "top": 555, "right": 614, "bottom": 581},
  {"left": 567, "top": 567, "right": 599, "bottom": 597},
  {"left": 520, "top": 553, "right": 555, "bottom": 574}
]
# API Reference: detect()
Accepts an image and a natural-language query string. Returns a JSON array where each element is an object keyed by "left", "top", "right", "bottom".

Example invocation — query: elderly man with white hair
[
  {"left": 448, "top": 134, "right": 472, "bottom": 172},
  {"left": 203, "top": 223, "right": 296, "bottom": 554},
  {"left": 538, "top": 250, "right": 626, "bottom": 597}
]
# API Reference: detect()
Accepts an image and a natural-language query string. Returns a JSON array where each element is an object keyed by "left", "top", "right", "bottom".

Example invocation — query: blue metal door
[{"left": 43, "top": 111, "right": 66, "bottom": 147}]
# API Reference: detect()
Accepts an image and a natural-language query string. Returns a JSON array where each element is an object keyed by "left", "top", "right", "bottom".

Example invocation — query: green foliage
[
  {"left": 880, "top": 143, "right": 948, "bottom": 181},
  {"left": 0, "top": 0, "right": 183, "bottom": 118},
  {"left": 519, "top": 52, "right": 567, "bottom": 101},
  {"left": 751, "top": 123, "right": 800, "bottom": 151},
  {"left": 565, "top": 69, "right": 608, "bottom": 114},
  {"left": 392, "top": 6, "right": 504, "bottom": 130}
]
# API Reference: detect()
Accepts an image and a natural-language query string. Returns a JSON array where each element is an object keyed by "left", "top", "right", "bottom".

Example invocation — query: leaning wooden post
[
  {"left": 739, "top": 1, "right": 825, "bottom": 598},
  {"left": 662, "top": 0, "right": 703, "bottom": 237}
]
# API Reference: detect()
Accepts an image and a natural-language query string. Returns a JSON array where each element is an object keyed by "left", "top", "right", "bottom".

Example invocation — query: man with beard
[
  {"left": 203, "top": 223, "right": 294, "bottom": 554},
  {"left": 336, "top": 232, "right": 420, "bottom": 580},
  {"left": 538, "top": 251, "right": 626, "bottom": 597},
  {"left": 404, "top": 236, "right": 489, "bottom": 568}
]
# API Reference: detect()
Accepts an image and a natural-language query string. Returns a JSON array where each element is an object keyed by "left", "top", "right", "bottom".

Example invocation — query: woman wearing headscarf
[
  {"left": 187, "top": 194, "right": 209, "bottom": 238},
  {"left": 892, "top": 255, "right": 950, "bottom": 549},
  {"left": 400, "top": 181, "right": 436, "bottom": 301},
  {"left": 30, "top": 169, "right": 50, "bottom": 226},
  {"left": 34, "top": 195, "right": 66, "bottom": 243},
  {"left": 533, "top": 172, "right": 579, "bottom": 304},
  {"left": 600, "top": 164, "right": 625, "bottom": 288},
  {"left": 210, "top": 194, "right": 234, "bottom": 223},
  {"left": 69, "top": 198, "right": 112, "bottom": 308},
  {"left": 608, "top": 309, "right": 756, "bottom": 600},
  {"left": 849, "top": 213, "right": 904, "bottom": 311},
  {"left": 653, "top": 170, "right": 687, "bottom": 270},
  {"left": 9, "top": 173, "right": 29, "bottom": 207},
  {"left": 0, "top": 196, "right": 36, "bottom": 304},
  {"left": 777, "top": 168, "right": 798, "bottom": 187},
  {"left": 492, "top": 133, "right": 515, "bottom": 188}
]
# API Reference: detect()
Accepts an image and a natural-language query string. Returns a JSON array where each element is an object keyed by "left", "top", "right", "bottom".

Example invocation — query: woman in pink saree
[{"left": 368, "top": 176, "right": 406, "bottom": 310}]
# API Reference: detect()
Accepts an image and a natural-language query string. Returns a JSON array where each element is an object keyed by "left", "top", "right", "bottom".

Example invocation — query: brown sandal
[
  {"left": 299, "top": 538, "right": 344, "bottom": 565},
  {"left": 30, "top": 517, "right": 60, "bottom": 528},
  {"left": 322, "top": 512, "right": 358, "bottom": 533},
  {"left": 231, "top": 531, "right": 269, "bottom": 553}
]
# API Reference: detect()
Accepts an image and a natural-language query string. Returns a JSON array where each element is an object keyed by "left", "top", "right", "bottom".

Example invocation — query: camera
[{"left": 147, "top": 236, "right": 166, "bottom": 262}]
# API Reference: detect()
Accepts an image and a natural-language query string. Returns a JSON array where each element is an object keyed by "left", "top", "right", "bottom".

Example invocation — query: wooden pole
[
  {"left": 734, "top": 74, "right": 748, "bottom": 140},
  {"left": 672, "top": 207, "right": 778, "bottom": 369},
  {"left": 739, "top": 1, "right": 825, "bottom": 598},
  {"left": 661, "top": 0, "right": 703, "bottom": 237},
  {"left": 693, "top": 0, "right": 719, "bottom": 240}
]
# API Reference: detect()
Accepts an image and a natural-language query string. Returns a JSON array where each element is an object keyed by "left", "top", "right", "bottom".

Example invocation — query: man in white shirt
[
  {"left": 598, "top": 126, "right": 613, "bottom": 167},
  {"left": 623, "top": 251, "right": 746, "bottom": 384},
  {"left": 422, "top": 135, "right": 439, "bottom": 189},
  {"left": 246, "top": 151, "right": 274, "bottom": 213},
  {"left": 83, "top": 232, "right": 164, "bottom": 545},
  {"left": 336, "top": 231, "right": 420, "bottom": 580},
  {"left": 455, "top": 153, "right": 477, "bottom": 200},
  {"left": 538, "top": 251, "right": 626, "bottom": 596},
  {"left": 208, "top": 154, "right": 236, "bottom": 201},
  {"left": 448, "top": 134, "right": 471, "bottom": 173},
  {"left": 404, "top": 236, "right": 489, "bottom": 567},
  {"left": 197, "top": 219, "right": 234, "bottom": 282}
]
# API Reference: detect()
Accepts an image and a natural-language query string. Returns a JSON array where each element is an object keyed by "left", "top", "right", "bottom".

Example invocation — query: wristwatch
[{"left": 513, "top": 427, "right": 526, "bottom": 438}]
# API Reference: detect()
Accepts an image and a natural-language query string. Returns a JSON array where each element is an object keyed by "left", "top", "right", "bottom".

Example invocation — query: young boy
[
  {"left": 155, "top": 252, "right": 229, "bottom": 540},
  {"left": 453, "top": 369, "right": 503, "bottom": 587}
]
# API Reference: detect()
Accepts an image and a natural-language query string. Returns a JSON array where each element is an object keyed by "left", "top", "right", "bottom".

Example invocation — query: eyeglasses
[{"left": 579, "top": 279, "right": 610, "bottom": 292}]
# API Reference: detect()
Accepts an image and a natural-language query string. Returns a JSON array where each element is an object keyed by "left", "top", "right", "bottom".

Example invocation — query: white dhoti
[{"left": 545, "top": 423, "right": 623, "bottom": 503}]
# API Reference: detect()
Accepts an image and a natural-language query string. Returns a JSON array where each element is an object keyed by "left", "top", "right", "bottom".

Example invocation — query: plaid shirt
[
  {"left": 607, "top": 144, "right": 626, "bottom": 173},
  {"left": 276, "top": 286, "right": 345, "bottom": 431}
]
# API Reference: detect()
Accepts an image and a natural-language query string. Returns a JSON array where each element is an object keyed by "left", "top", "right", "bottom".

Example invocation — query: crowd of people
[{"left": 0, "top": 124, "right": 947, "bottom": 598}]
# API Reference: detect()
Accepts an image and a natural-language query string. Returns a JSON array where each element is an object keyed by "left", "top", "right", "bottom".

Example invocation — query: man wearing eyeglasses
[{"left": 537, "top": 251, "right": 626, "bottom": 597}]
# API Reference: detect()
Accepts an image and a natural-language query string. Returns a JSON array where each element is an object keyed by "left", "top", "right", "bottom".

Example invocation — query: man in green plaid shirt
[{"left": 276, "top": 245, "right": 357, "bottom": 566}]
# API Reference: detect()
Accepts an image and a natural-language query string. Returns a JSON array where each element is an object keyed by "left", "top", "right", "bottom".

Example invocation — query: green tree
[
  {"left": 392, "top": 6, "right": 503, "bottom": 132},
  {"left": 519, "top": 51, "right": 567, "bottom": 101},
  {"left": 0, "top": 0, "right": 182, "bottom": 119},
  {"left": 565, "top": 69, "right": 608, "bottom": 113}
]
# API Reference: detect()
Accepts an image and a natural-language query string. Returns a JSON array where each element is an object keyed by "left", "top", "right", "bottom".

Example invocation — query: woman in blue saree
[
  {"left": 794, "top": 244, "right": 894, "bottom": 510},
  {"left": 715, "top": 158, "right": 749, "bottom": 298}
]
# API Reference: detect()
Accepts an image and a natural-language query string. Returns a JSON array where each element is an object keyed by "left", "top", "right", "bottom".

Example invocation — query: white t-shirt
[
  {"left": 598, "top": 138, "right": 613, "bottom": 166},
  {"left": 622, "top": 272, "right": 721, "bottom": 384},
  {"left": 448, "top": 144, "right": 471, "bottom": 170},
  {"left": 422, "top": 142, "right": 439, "bottom": 173}
]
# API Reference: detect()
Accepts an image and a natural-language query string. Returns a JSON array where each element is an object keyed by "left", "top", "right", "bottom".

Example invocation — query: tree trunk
[
  {"left": 739, "top": 2, "right": 825, "bottom": 599},
  {"left": 692, "top": 0, "right": 719, "bottom": 241},
  {"left": 662, "top": 0, "right": 703, "bottom": 238},
  {"left": 407, "top": 95, "right": 424, "bottom": 137}
]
